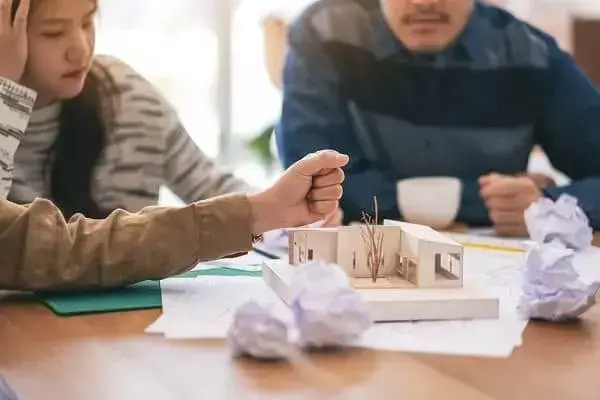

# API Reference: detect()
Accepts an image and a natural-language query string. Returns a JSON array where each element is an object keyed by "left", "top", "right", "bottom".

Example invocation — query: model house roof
[
  {"left": 389, "top": 221, "right": 462, "bottom": 246},
  {"left": 288, "top": 221, "right": 461, "bottom": 247}
]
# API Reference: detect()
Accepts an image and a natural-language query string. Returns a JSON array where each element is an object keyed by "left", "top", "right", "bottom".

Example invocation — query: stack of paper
[
  {"left": 147, "top": 242, "right": 534, "bottom": 357},
  {"left": 146, "top": 276, "right": 279, "bottom": 339}
]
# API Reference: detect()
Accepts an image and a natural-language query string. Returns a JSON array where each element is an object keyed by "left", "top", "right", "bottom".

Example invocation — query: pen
[{"left": 252, "top": 246, "right": 281, "bottom": 260}]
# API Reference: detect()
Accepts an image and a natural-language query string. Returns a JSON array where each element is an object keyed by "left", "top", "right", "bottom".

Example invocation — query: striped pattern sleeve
[
  {"left": 164, "top": 122, "right": 254, "bottom": 203},
  {"left": 0, "top": 78, "right": 36, "bottom": 199},
  {"left": 92, "top": 55, "right": 255, "bottom": 208}
]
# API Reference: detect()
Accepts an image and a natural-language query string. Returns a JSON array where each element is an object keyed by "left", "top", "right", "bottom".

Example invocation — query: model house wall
[
  {"left": 289, "top": 228, "right": 338, "bottom": 265},
  {"left": 417, "top": 241, "right": 463, "bottom": 289},
  {"left": 288, "top": 220, "right": 464, "bottom": 289},
  {"left": 335, "top": 226, "right": 401, "bottom": 278},
  {"left": 398, "top": 230, "right": 420, "bottom": 285}
]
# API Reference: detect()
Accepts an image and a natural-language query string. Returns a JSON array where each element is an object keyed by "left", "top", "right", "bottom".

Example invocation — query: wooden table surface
[
  {"left": 2, "top": 233, "right": 600, "bottom": 400},
  {"left": 2, "top": 299, "right": 600, "bottom": 400}
]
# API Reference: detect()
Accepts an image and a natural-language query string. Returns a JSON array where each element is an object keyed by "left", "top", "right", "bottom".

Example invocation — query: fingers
[
  {"left": 1, "top": 0, "right": 10, "bottom": 32},
  {"left": 306, "top": 163, "right": 344, "bottom": 217},
  {"left": 480, "top": 178, "right": 520, "bottom": 198},
  {"left": 312, "top": 168, "right": 345, "bottom": 188},
  {"left": 308, "top": 200, "right": 338, "bottom": 216},
  {"left": 489, "top": 210, "right": 523, "bottom": 225},
  {"left": 307, "top": 184, "right": 343, "bottom": 201},
  {"left": 296, "top": 150, "right": 349, "bottom": 177},
  {"left": 478, "top": 173, "right": 504, "bottom": 187},
  {"left": 13, "top": 0, "right": 29, "bottom": 33},
  {"left": 322, "top": 210, "right": 342, "bottom": 227},
  {"left": 483, "top": 193, "right": 519, "bottom": 211},
  {"left": 485, "top": 193, "right": 534, "bottom": 212},
  {"left": 480, "top": 176, "right": 536, "bottom": 203}
]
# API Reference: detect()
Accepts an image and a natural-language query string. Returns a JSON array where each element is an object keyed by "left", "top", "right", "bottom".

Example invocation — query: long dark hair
[{"left": 46, "top": 62, "right": 114, "bottom": 219}]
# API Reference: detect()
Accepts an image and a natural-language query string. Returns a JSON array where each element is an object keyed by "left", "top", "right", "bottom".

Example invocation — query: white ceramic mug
[{"left": 396, "top": 177, "right": 462, "bottom": 229}]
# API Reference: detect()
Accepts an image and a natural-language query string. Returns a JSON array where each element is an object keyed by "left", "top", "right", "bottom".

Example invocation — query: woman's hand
[
  {"left": 248, "top": 150, "right": 349, "bottom": 233},
  {"left": 0, "top": 0, "right": 29, "bottom": 82}
]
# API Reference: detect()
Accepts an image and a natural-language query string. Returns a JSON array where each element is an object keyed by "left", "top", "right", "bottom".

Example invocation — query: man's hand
[
  {"left": 248, "top": 150, "right": 349, "bottom": 233},
  {"left": 521, "top": 172, "right": 556, "bottom": 189},
  {"left": 479, "top": 173, "right": 542, "bottom": 237}
]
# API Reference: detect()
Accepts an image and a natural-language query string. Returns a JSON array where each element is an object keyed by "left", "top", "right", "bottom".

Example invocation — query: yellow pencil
[
  {"left": 442, "top": 232, "right": 528, "bottom": 253},
  {"left": 460, "top": 242, "right": 526, "bottom": 253}
]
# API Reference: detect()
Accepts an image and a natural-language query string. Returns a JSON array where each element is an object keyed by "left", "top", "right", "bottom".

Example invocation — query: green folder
[{"left": 36, "top": 267, "right": 262, "bottom": 316}]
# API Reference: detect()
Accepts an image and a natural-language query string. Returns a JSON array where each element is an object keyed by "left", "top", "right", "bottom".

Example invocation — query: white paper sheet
[
  {"left": 147, "top": 245, "right": 532, "bottom": 357},
  {"left": 356, "top": 247, "right": 529, "bottom": 358},
  {"left": 146, "top": 229, "right": 568, "bottom": 357},
  {"left": 360, "top": 287, "right": 527, "bottom": 357},
  {"left": 146, "top": 276, "right": 280, "bottom": 339}
]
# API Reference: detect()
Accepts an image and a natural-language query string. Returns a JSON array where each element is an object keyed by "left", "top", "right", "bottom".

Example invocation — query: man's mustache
[{"left": 402, "top": 11, "right": 450, "bottom": 24}]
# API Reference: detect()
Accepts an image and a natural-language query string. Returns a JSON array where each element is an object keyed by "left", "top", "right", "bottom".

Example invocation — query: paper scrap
[
  {"left": 290, "top": 262, "right": 372, "bottom": 348},
  {"left": 228, "top": 299, "right": 291, "bottom": 360},
  {"left": 518, "top": 240, "right": 600, "bottom": 321},
  {"left": 524, "top": 194, "right": 593, "bottom": 250}
]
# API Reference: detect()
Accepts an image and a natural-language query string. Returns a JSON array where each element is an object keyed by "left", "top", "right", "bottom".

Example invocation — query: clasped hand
[{"left": 479, "top": 173, "right": 543, "bottom": 237}]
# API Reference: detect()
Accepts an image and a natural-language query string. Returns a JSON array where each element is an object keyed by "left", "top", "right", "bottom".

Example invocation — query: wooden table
[
  {"left": 3, "top": 234, "right": 600, "bottom": 400},
  {"left": 2, "top": 300, "right": 600, "bottom": 400}
]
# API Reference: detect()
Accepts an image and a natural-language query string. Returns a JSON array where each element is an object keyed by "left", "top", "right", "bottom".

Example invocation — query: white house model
[{"left": 286, "top": 219, "right": 464, "bottom": 290}]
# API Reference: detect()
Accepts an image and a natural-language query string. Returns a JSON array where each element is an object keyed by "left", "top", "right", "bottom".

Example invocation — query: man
[{"left": 275, "top": 0, "right": 600, "bottom": 236}]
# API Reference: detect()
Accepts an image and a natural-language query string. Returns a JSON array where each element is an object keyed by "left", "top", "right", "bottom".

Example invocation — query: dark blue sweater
[{"left": 276, "top": 0, "right": 600, "bottom": 228}]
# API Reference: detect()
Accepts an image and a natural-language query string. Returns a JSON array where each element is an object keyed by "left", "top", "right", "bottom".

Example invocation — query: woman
[
  {"left": 8, "top": 0, "right": 340, "bottom": 224},
  {"left": 8, "top": 0, "right": 253, "bottom": 219},
  {"left": 0, "top": 0, "right": 348, "bottom": 292}
]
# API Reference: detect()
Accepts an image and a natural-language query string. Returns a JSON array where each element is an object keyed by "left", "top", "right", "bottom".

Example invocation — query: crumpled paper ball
[
  {"left": 524, "top": 194, "right": 593, "bottom": 250},
  {"left": 518, "top": 239, "right": 600, "bottom": 322},
  {"left": 290, "top": 261, "right": 373, "bottom": 349},
  {"left": 227, "top": 299, "right": 290, "bottom": 360}
]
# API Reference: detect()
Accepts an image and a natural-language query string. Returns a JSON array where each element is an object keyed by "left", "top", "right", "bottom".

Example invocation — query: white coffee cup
[{"left": 396, "top": 177, "right": 462, "bottom": 229}]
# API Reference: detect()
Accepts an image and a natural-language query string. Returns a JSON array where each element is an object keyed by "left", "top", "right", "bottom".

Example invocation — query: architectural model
[
  {"left": 288, "top": 221, "right": 463, "bottom": 290},
  {"left": 262, "top": 197, "right": 500, "bottom": 322}
]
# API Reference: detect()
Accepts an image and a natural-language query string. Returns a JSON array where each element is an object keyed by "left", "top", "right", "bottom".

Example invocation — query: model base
[{"left": 262, "top": 261, "right": 500, "bottom": 322}]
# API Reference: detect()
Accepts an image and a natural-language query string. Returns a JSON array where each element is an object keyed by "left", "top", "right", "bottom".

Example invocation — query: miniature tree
[{"left": 361, "top": 196, "right": 384, "bottom": 282}]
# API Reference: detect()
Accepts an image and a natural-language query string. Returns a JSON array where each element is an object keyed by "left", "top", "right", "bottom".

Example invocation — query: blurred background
[{"left": 94, "top": 0, "right": 600, "bottom": 205}]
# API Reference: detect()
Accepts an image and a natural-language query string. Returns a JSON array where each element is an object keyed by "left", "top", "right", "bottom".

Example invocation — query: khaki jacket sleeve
[
  {"left": 0, "top": 79, "right": 254, "bottom": 292},
  {"left": 0, "top": 193, "right": 254, "bottom": 291}
]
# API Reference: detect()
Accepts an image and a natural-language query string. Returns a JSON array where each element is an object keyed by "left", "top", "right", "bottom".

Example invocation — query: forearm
[
  {"left": 0, "top": 193, "right": 254, "bottom": 292},
  {"left": 544, "top": 178, "right": 600, "bottom": 229}
]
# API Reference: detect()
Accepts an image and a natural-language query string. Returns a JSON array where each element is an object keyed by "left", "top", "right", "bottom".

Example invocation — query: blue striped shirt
[{"left": 276, "top": 0, "right": 600, "bottom": 228}]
